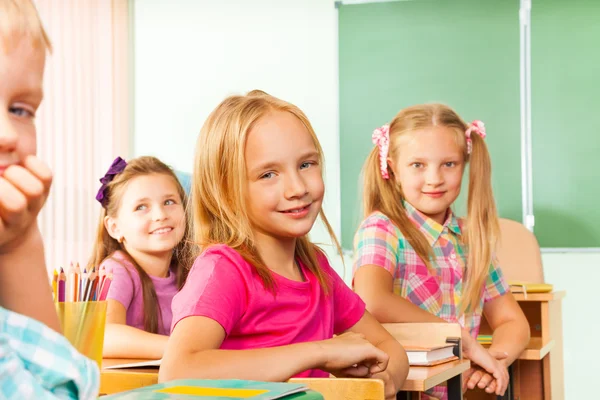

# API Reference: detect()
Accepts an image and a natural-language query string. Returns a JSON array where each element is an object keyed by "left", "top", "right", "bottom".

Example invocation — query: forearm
[
  {"left": 377, "top": 338, "right": 409, "bottom": 388},
  {"left": 103, "top": 323, "right": 168, "bottom": 359},
  {"left": 368, "top": 291, "right": 445, "bottom": 324},
  {"left": 0, "top": 225, "right": 59, "bottom": 331},
  {"left": 490, "top": 319, "right": 530, "bottom": 365},
  {"left": 159, "top": 341, "right": 324, "bottom": 383}
]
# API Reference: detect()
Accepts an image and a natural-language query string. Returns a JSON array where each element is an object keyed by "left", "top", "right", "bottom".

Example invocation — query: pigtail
[
  {"left": 362, "top": 137, "right": 434, "bottom": 270},
  {"left": 461, "top": 133, "right": 500, "bottom": 315}
]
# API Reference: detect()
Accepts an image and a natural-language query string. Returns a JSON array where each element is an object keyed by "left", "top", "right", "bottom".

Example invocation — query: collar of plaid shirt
[{"left": 402, "top": 200, "right": 462, "bottom": 245}]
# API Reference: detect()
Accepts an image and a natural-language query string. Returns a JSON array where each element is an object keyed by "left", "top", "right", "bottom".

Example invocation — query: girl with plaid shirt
[{"left": 353, "top": 104, "right": 530, "bottom": 399}]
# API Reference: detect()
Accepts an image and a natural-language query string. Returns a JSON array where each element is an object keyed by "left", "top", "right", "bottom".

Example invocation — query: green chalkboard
[
  {"left": 339, "top": 0, "right": 522, "bottom": 249},
  {"left": 530, "top": 0, "right": 600, "bottom": 247}
]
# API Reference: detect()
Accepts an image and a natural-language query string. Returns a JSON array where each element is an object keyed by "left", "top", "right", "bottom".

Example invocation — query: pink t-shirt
[
  {"left": 171, "top": 244, "right": 366, "bottom": 378},
  {"left": 104, "top": 251, "right": 178, "bottom": 335}
]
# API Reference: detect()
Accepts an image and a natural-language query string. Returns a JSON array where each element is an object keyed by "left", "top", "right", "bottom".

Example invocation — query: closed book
[{"left": 403, "top": 343, "right": 458, "bottom": 366}]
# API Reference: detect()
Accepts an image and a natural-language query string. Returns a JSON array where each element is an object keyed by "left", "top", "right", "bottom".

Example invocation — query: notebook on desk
[
  {"left": 509, "top": 281, "right": 553, "bottom": 294},
  {"left": 477, "top": 335, "right": 493, "bottom": 345},
  {"left": 100, "top": 379, "right": 314, "bottom": 399}
]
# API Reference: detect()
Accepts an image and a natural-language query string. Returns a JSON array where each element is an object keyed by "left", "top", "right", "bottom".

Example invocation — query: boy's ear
[{"left": 104, "top": 216, "right": 122, "bottom": 241}]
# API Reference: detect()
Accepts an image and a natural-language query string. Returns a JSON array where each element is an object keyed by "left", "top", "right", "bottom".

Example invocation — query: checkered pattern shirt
[
  {"left": 353, "top": 203, "right": 509, "bottom": 399},
  {"left": 0, "top": 306, "right": 99, "bottom": 400}
]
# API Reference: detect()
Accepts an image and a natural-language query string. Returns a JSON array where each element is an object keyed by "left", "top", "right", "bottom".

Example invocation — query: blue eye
[
  {"left": 445, "top": 162, "right": 457, "bottom": 167},
  {"left": 411, "top": 162, "right": 423, "bottom": 168},
  {"left": 260, "top": 172, "right": 274, "bottom": 180},
  {"left": 301, "top": 161, "right": 319, "bottom": 170},
  {"left": 135, "top": 204, "right": 147, "bottom": 211},
  {"left": 9, "top": 107, "right": 34, "bottom": 118}
]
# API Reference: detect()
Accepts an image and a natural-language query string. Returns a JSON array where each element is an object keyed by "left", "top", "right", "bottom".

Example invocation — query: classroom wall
[
  {"left": 132, "top": 1, "right": 594, "bottom": 398},
  {"left": 543, "top": 252, "right": 599, "bottom": 400},
  {"left": 132, "top": 0, "right": 342, "bottom": 263}
]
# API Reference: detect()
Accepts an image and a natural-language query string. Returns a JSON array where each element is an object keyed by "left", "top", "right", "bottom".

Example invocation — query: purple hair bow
[{"left": 95, "top": 157, "right": 128, "bottom": 207}]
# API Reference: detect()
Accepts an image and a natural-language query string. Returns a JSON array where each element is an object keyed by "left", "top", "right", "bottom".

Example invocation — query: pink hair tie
[
  {"left": 465, "top": 120, "right": 486, "bottom": 154},
  {"left": 372, "top": 124, "right": 390, "bottom": 179}
]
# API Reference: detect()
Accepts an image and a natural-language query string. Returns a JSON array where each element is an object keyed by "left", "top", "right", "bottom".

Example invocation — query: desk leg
[{"left": 447, "top": 373, "right": 463, "bottom": 400}]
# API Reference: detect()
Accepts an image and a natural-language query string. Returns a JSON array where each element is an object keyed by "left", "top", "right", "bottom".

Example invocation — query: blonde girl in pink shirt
[{"left": 160, "top": 90, "right": 408, "bottom": 400}]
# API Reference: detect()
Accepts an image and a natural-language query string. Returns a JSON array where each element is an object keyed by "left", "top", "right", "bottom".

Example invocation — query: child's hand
[
  {"left": 318, "top": 332, "right": 389, "bottom": 376},
  {"left": 461, "top": 332, "right": 509, "bottom": 395},
  {"left": 463, "top": 349, "right": 509, "bottom": 394},
  {"left": 0, "top": 156, "right": 52, "bottom": 253},
  {"left": 370, "top": 370, "right": 398, "bottom": 400}
]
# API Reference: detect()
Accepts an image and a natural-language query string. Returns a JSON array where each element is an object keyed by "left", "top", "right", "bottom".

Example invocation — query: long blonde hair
[
  {"left": 0, "top": 0, "right": 52, "bottom": 52},
  {"left": 87, "top": 156, "right": 190, "bottom": 333},
  {"left": 362, "top": 103, "right": 499, "bottom": 314},
  {"left": 192, "top": 90, "right": 341, "bottom": 293}
]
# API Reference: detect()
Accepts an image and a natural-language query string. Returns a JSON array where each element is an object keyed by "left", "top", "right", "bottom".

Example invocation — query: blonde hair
[
  {"left": 192, "top": 89, "right": 341, "bottom": 293},
  {"left": 0, "top": 0, "right": 52, "bottom": 53},
  {"left": 87, "top": 156, "right": 190, "bottom": 333},
  {"left": 362, "top": 103, "right": 499, "bottom": 314}
]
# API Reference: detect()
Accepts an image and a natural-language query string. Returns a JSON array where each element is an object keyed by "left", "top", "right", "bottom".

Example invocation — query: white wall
[
  {"left": 542, "top": 252, "right": 599, "bottom": 399},
  {"left": 132, "top": 1, "right": 593, "bottom": 398},
  {"left": 132, "top": 0, "right": 341, "bottom": 264}
]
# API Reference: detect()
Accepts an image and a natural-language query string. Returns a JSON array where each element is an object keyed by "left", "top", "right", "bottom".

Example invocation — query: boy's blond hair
[{"left": 0, "top": 0, "right": 52, "bottom": 52}]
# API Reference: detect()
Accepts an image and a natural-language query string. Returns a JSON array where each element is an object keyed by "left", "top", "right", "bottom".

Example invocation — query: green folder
[{"left": 100, "top": 379, "right": 324, "bottom": 400}]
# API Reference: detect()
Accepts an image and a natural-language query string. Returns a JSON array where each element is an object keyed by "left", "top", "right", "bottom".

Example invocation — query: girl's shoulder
[
  {"left": 190, "top": 244, "right": 254, "bottom": 277},
  {"left": 183, "top": 244, "right": 260, "bottom": 299},
  {"left": 356, "top": 211, "right": 404, "bottom": 238},
  {"left": 194, "top": 243, "right": 245, "bottom": 263},
  {"left": 100, "top": 251, "right": 138, "bottom": 276},
  {"left": 312, "top": 247, "right": 335, "bottom": 275}
]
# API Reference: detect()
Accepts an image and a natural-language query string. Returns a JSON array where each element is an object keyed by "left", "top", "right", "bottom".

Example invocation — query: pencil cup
[{"left": 55, "top": 301, "right": 107, "bottom": 367}]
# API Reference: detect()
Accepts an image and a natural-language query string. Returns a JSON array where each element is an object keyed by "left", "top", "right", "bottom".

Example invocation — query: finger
[
  {"left": 2, "top": 165, "right": 45, "bottom": 200},
  {"left": 367, "top": 348, "right": 390, "bottom": 373},
  {"left": 339, "top": 364, "right": 371, "bottom": 377},
  {"left": 496, "top": 374, "right": 508, "bottom": 396},
  {"left": 477, "top": 373, "right": 494, "bottom": 389},
  {"left": 467, "top": 369, "right": 484, "bottom": 390},
  {"left": 485, "top": 380, "right": 497, "bottom": 394},
  {"left": 12, "top": 156, "right": 52, "bottom": 215},
  {"left": 462, "top": 368, "right": 475, "bottom": 391},
  {"left": 368, "top": 359, "right": 387, "bottom": 375},
  {"left": 22, "top": 156, "right": 53, "bottom": 188},
  {"left": 0, "top": 177, "right": 28, "bottom": 224},
  {"left": 492, "top": 373, "right": 507, "bottom": 396}
]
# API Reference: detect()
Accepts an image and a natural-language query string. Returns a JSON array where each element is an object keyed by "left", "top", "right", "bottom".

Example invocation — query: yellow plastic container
[{"left": 56, "top": 301, "right": 107, "bottom": 367}]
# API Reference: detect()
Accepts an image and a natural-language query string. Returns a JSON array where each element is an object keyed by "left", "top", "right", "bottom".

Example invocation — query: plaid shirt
[
  {"left": 0, "top": 306, "right": 99, "bottom": 400},
  {"left": 353, "top": 203, "right": 508, "bottom": 399}
]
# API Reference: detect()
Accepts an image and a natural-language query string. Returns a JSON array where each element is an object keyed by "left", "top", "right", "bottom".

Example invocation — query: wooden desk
[
  {"left": 402, "top": 359, "right": 470, "bottom": 393},
  {"left": 101, "top": 359, "right": 470, "bottom": 399},
  {"left": 471, "top": 290, "right": 565, "bottom": 400},
  {"left": 100, "top": 359, "right": 159, "bottom": 395}
]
